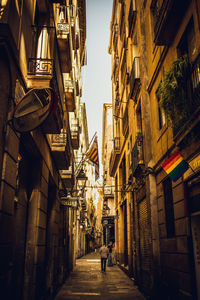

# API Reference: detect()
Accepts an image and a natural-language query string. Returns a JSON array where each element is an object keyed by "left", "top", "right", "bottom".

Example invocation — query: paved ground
[{"left": 54, "top": 251, "right": 146, "bottom": 300}]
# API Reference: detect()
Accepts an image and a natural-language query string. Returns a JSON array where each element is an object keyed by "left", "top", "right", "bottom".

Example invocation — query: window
[
  {"left": 177, "top": 18, "right": 196, "bottom": 61},
  {"left": 156, "top": 86, "right": 166, "bottom": 130},
  {"left": 163, "top": 178, "right": 175, "bottom": 238}
]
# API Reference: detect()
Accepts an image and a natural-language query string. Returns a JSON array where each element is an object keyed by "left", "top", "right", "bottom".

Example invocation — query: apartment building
[
  {"left": 0, "top": 0, "right": 86, "bottom": 299},
  {"left": 109, "top": 0, "right": 200, "bottom": 298},
  {"left": 102, "top": 104, "right": 115, "bottom": 245}
]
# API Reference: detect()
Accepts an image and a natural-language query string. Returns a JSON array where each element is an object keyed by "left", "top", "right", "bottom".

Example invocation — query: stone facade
[
  {"left": 0, "top": 0, "right": 86, "bottom": 299},
  {"left": 109, "top": 0, "right": 200, "bottom": 298}
]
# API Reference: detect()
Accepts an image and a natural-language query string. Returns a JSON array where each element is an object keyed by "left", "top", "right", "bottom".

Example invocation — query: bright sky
[{"left": 82, "top": 0, "right": 113, "bottom": 177}]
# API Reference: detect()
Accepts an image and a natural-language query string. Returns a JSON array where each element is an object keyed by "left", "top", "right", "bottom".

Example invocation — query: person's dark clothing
[
  {"left": 108, "top": 245, "right": 112, "bottom": 253},
  {"left": 101, "top": 257, "right": 107, "bottom": 272}
]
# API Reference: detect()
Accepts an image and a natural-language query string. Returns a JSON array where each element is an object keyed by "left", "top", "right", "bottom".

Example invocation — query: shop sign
[
  {"left": 60, "top": 197, "right": 78, "bottom": 208},
  {"left": 104, "top": 186, "right": 112, "bottom": 195}
]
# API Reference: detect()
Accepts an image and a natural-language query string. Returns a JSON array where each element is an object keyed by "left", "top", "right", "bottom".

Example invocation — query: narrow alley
[{"left": 54, "top": 251, "right": 146, "bottom": 300}]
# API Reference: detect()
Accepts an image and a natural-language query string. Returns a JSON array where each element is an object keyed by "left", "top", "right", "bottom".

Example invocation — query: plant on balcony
[{"left": 157, "top": 55, "right": 192, "bottom": 131}]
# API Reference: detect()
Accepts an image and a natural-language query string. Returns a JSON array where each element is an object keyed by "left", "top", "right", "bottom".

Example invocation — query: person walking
[
  {"left": 107, "top": 241, "right": 113, "bottom": 266},
  {"left": 99, "top": 243, "right": 109, "bottom": 273}
]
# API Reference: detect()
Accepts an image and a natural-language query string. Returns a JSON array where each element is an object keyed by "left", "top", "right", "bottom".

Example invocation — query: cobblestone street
[{"left": 54, "top": 251, "right": 146, "bottom": 300}]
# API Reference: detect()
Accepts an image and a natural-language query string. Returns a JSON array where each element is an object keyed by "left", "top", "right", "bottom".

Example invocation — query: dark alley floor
[{"left": 54, "top": 251, "right": 146, "bottom": 300}]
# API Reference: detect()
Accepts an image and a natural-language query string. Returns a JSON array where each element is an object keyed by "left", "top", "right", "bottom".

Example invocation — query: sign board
[
  {"left": 104, "top": 186, "right": 113, "bottom": 195},
  {"left": 60, "top": 196, "right": 79, "bottom": 208}
]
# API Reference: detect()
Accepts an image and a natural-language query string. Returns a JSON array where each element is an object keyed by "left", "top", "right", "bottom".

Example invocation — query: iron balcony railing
[
  {"left": 28, "top": 26, "right": 55, "bottom": 76},
  {"left": 57, "top": 22, "right": 70, "bottom": 35},
  {"left": 64, "top": 79, "right": 74, "bottom": 91},
  {"left": 131, "top": 132, "right": 144, "bottom": 175},
  {"left": 70, "top": 120, "right": 79, "bottom": 137},
  {"left": 51, "top": 131, "right": 67, "bottom": 144},
  {"left": 173, "top": 54, "right": 200, "bottom": 136},
  {"left": 55, "top": 5, "right": 70, "bottom": 37}
]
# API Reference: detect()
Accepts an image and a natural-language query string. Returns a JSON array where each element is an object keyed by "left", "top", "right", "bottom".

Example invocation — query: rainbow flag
[{"left": 162, "top": 151, "right": 189, "bottom": 182}]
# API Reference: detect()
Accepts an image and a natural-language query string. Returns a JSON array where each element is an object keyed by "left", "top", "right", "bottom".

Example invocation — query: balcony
[
  {"left": 122, "top": 105, "right": 128, "bottom": 136},
  {"left": 128, "top": 0, "right": 136, "bottom": 37},
  {"left": 151, "top": 0, "right": 190, "bottom": 45},
  {"left": 70, "top": 5, "right": 76, "bottom": 49},
  {"left": 50, "top": 130, "right": 71, "bottom": 169},
  {"left": 109, "top": 137, "right": 120, "bottom": 177},
  {"left": 81, "top": 197, "right": 87, "bottom": 211},
  {"left": 27, "top": 25, "right": 64, "bottom": 133},
  {"left": 173, "top": 55, "right": 200, "bottom": 146},
  {"left": 55, "top": 5, "right": 72, "bottom": 73},
  {"left": 70, "top": 119, "right": 79, "bottom": 149},
  {"left": 27, "top": 26, "right": 55, "bottom": 85},
  {"left": 129, "top": 57, "right": 140, "bottom": 101},
  {"left": 60, "top": 165, "right": 74, "bottom": 189},
  {"left": 64, "top": 77, "right": 75, "bottom": 112},
  {"left": 131, "top": 132, "right": 144, "bottom": 176}
]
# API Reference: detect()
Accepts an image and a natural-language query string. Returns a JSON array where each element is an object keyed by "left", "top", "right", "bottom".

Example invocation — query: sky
[{"left": 82, "top": 0, "right": 113, "bottom": 177}]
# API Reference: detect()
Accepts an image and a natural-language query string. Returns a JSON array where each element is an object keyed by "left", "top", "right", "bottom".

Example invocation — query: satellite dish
[{"left": 12, "top": 87, "right": 57, "bottom": 133}]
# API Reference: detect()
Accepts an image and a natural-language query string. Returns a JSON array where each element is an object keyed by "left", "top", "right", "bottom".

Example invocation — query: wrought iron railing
[
  {"left": 71, "top": 120, "right": 79, "bottom": 138},
  {"left": 57, "top": 22, "right": 69, "bottom": 35},
  {"left": 64, "top": 79, "right": 74, "bottom": 90},
  {"left": 51, "top": 131, "right": 67, "bottom": 144},
  {"left": 28, "top": 26, "right": 55, "bottom": 76},
  {"left": 55, "top": 4, "right": 70, "bottom": 37}
]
